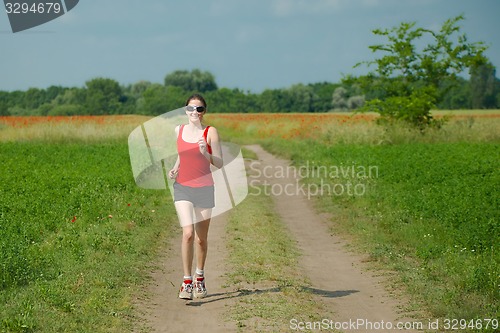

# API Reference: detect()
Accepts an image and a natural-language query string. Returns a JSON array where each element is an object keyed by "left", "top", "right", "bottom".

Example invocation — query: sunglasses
[{"left": 186, "top": 105, "right": 206, "bottom": 113}]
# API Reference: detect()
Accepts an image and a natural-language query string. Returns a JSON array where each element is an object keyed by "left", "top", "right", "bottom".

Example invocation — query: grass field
[
  {"left": 0, "top": 117, "right": 176, "bottom": 332},
  {"left": 0, "top": 111, "right": 499, "bottom": 332}
]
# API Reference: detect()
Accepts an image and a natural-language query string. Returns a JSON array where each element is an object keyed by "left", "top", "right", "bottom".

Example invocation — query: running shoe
[
  {"left": 179, "top": 280, "right": 193, "bottom": 300},
  {"left": 193, "top": 276, "right": 207, "bottom": 298}
]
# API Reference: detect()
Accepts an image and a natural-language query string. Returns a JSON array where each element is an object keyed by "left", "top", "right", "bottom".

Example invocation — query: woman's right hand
[{"left": 168, "top": 168, "right": 178, "bottom": 179}]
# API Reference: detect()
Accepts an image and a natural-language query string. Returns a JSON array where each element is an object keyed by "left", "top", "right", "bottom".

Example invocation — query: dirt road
[
  {"left": 133, "top": 210, "right": 238, "bottom": 333},
  {"left": 134, "top": 145, "right": 421, "bottom": 333}
]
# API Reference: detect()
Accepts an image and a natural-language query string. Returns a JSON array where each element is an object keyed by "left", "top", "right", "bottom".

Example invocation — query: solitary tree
[{"left": 348, "top": 15, "right": 489, "bottom": 128}]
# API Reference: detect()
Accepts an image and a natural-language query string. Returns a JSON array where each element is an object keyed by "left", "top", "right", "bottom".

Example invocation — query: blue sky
[{"left": 1, "top": 0, "right": 499, "bottom": 92}]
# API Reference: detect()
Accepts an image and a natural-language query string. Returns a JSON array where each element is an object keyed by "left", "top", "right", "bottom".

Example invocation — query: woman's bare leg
[
  {"left": 175, "top": 201, "right": 195, "bottom": 277},
  {"left": 194, "top": 208, "right": 212, "bottom": 274}
]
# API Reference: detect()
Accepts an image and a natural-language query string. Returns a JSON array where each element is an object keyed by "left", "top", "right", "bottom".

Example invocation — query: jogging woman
[{"left": 168, "top": 94, "right": 223, "bottom": 300}]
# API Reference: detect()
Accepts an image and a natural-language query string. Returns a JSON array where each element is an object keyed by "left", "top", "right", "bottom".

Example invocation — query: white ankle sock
[{"left": 195, "top": 268, "right": 204, "bottom": 276}]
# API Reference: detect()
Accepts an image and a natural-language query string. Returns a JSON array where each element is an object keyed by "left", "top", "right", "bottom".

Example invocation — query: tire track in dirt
[{"left": 246, "top": 145, "right": 421, "bottom": 333}]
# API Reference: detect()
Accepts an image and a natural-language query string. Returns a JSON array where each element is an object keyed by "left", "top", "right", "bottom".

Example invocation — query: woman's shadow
[{"left": 185, "top": 286, "right": 359, "bottom": 306}]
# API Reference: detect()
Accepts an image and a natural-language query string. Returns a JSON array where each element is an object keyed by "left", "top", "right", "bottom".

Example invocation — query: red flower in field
[
  {"left": 71, "top": 216, "right": 77, "bottom": 223},
  {"left": 127, "top": 203, "right": 131, "bottom": 207}
]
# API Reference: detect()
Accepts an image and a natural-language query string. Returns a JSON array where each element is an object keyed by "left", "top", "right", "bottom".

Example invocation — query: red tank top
[{"left": 176, "top": 125, "right": 214, "bottom": 187}]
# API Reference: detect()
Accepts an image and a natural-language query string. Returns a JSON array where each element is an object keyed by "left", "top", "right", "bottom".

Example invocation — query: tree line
[
  {"left": 0, "top": 70, "right": 346, "bottom": 116},
  {"left": 1, "top": 67, "right": 497, "bottom": 117}
]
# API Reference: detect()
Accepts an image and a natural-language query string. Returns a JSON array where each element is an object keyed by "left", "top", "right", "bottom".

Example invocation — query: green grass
[
  {"left": 0, "top": 142, "right": 176, "bottom": 332},
  {"left": 1, "top": 112, "right": 498, "bottom": 332},
  {"left": 225, "top": 184, "right": 328, "bottom": 332},
  {"left": 259, "top": 139, "right": 499, "bottom": 331}
]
